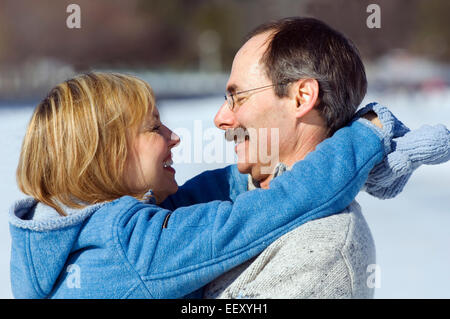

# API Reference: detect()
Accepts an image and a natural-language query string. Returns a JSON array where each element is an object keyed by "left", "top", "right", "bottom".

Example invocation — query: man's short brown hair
[{"left": 247, "top": 17, "right": 367, "bottom": 134}]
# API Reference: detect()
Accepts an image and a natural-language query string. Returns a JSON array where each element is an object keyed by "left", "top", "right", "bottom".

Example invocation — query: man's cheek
[
  {"left": 247, "top": 128, "right": 259, "bottom": 164},
  {"left": 246, "top": 127, "right": 280, "bottom": 168},
  {"left": 259, "top": 128, "right": 280, "bottom": 175}
]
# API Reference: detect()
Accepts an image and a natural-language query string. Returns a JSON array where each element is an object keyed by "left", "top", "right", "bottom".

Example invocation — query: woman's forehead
[
  {"left": 144, "top": 106, "right": 160, "bottom": 124},
  {"left": 151, "top": 106, "right": 159, "bottom": 119}
]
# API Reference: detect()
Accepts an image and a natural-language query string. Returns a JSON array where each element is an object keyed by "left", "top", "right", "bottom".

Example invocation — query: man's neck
[{"left": 258, "top": 125, "right": 329, "bottom": 189}]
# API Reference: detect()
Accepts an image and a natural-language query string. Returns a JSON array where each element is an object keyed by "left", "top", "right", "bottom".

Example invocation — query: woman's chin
[
  {"left": 153, "top": 184, "right": 178, "bottom": 204},
  {"left": 170, "top": 183, "right": 179, "bottom": 195}
]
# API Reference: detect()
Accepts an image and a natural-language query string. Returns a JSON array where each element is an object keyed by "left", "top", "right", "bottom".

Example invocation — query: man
[{"left": 202, "top": 17, "right": 449, "bottom": 298}]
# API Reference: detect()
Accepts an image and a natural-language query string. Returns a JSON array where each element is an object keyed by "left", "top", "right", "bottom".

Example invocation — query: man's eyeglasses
[{"left": 224, "top": 82, "right": 290, "bottom": 111}]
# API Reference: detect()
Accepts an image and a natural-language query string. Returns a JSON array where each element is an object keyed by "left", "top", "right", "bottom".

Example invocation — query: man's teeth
[{"left": 163, "top": 159, "right": 173, "bottom": 168}]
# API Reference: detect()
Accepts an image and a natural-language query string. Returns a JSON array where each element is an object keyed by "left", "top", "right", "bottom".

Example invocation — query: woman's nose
[{"left": 167, "top": 128, "right": 180, "bottom": 148}]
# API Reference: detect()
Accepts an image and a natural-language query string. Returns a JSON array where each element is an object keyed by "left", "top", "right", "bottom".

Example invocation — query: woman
[{"left": 9, "top": 72, "right": 387, "bottom": 298}]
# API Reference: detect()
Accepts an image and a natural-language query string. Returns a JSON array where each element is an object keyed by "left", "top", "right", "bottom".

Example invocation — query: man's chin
[
  {"left": 236, "top": 161, "right": 252, "bottom": 175},
  {"left": 237, "top": 162, "right": 269, "bottom": 184}
]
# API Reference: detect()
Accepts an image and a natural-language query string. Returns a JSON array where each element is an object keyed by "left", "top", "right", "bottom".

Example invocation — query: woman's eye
[{"left": 143, "top": 125, "right": 160, "bottom": 133}]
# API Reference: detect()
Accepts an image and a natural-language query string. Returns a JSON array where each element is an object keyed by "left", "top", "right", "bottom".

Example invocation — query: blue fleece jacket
[{"left": 9, "top": 118, "right": 384, "bottom": 299}]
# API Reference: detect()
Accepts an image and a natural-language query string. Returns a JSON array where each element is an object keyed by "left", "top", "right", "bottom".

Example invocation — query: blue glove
[{"left": 356, "top": 102, "right": 450, "bottom": 199}]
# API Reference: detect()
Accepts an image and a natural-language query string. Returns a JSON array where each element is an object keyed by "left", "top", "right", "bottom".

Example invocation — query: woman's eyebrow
[
  {"left": 150, "top": 112, "right": 161, "bottom": 124},
  {"left": 140, "top": 113, "right": 160, "bottom": 129}
]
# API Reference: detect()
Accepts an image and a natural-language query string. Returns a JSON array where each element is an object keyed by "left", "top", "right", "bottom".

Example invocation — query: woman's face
[{"left": 125, "top": 107, "right": 180, "bottom": 203}]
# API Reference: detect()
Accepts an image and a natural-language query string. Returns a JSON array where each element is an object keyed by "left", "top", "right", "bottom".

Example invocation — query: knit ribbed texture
[{"left": 359, "top": 103, "right": 450, "bottom": 199}]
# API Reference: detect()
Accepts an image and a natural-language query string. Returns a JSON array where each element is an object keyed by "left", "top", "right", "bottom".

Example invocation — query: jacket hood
[{"left": 8, "top": 197, "right": 104, "bottom": 298}]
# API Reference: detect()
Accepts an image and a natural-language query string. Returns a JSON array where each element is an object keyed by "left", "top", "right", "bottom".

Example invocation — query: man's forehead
[
  {"left": 239, "top": 31, "right": 272, "bottom": 57},
  {"left": 227, "top": 33, "right": 272, "bottom": 92}
]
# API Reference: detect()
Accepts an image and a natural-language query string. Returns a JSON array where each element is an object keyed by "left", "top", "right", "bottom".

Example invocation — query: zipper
[{"left": 162, "top": 213, "right": 171, "bottom": 229}]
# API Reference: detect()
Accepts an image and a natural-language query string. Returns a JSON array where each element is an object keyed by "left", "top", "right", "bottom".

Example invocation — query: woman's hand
[
  {"left": 362, "top": 111, "right": 383, "bottom": 129},
  {"left": 357, "top": 102, "right": 450, "bottom": 199}
]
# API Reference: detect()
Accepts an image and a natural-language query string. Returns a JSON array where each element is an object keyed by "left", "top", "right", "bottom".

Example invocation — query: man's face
[{"left": 214, "top": 32, "right": 297, "bottom": 183}]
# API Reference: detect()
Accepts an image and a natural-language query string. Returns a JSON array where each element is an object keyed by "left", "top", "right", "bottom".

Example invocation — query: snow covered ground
[{"left": 1, "top": 91, "right": 449, "bottom": 298}]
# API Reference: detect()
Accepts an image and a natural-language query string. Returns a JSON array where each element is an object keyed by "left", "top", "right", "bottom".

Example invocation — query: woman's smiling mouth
[{"left": 163, "top": 156, "right": 175, "bottom": 173}]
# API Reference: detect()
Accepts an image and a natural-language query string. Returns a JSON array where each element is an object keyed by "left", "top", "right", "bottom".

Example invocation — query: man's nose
[{"left": 214, "top": 102, "right": 236, "bottom": 130}]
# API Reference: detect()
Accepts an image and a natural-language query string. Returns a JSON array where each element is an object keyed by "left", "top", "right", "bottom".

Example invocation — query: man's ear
[{"left": 292, "top": 78, "right": 320, "bottom": 119}]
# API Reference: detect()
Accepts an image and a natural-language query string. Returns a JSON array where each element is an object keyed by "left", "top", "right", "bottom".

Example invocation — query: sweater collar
[{"left": 247, "top": 162, "right": 291, "bottom": 190}]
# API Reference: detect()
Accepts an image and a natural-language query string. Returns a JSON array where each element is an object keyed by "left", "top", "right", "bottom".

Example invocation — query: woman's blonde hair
[{"left": 16, "top": 72, "right": 155, "bottom": 216}]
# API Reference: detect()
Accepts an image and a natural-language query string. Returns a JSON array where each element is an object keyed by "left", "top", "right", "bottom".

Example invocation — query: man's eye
[
  {"left": 152, "top": 125, "right": 161, "bottom": 132},
  {"left": 236, "top": 96, "right": 246, "bottom": 103}
]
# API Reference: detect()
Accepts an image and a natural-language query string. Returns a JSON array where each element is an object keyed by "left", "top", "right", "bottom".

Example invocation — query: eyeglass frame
[{"left": 224, "top": 81, "right": 291, "bottom": 111}]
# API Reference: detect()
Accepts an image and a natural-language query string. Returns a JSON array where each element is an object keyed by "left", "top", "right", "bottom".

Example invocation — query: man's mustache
[{"left": 225, "top": 126, "right": 249, "bottom": 143}]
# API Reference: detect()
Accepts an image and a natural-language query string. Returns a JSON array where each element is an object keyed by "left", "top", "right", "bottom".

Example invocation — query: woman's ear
[{"left": 292, "top": 78, "right": 320, "bottom": 119}]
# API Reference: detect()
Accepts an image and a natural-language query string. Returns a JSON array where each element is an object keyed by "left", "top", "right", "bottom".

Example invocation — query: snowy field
[{"left": 1, "top": 91, "right": 449, "bottom": 298}]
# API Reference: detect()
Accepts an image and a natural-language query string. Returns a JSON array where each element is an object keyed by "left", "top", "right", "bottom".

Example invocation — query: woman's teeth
[{"left": 163, "top": 159, "right": 173, "bottom": 168}]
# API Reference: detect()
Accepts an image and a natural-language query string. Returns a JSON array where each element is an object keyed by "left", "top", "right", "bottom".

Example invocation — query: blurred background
[{"left": 0, "top": 0, "right": 449, "bottom": 298}]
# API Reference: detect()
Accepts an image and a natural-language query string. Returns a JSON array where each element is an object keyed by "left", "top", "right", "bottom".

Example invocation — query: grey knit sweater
[{"left": 203, "top": 193, "right": 375, "bottom": 299}]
